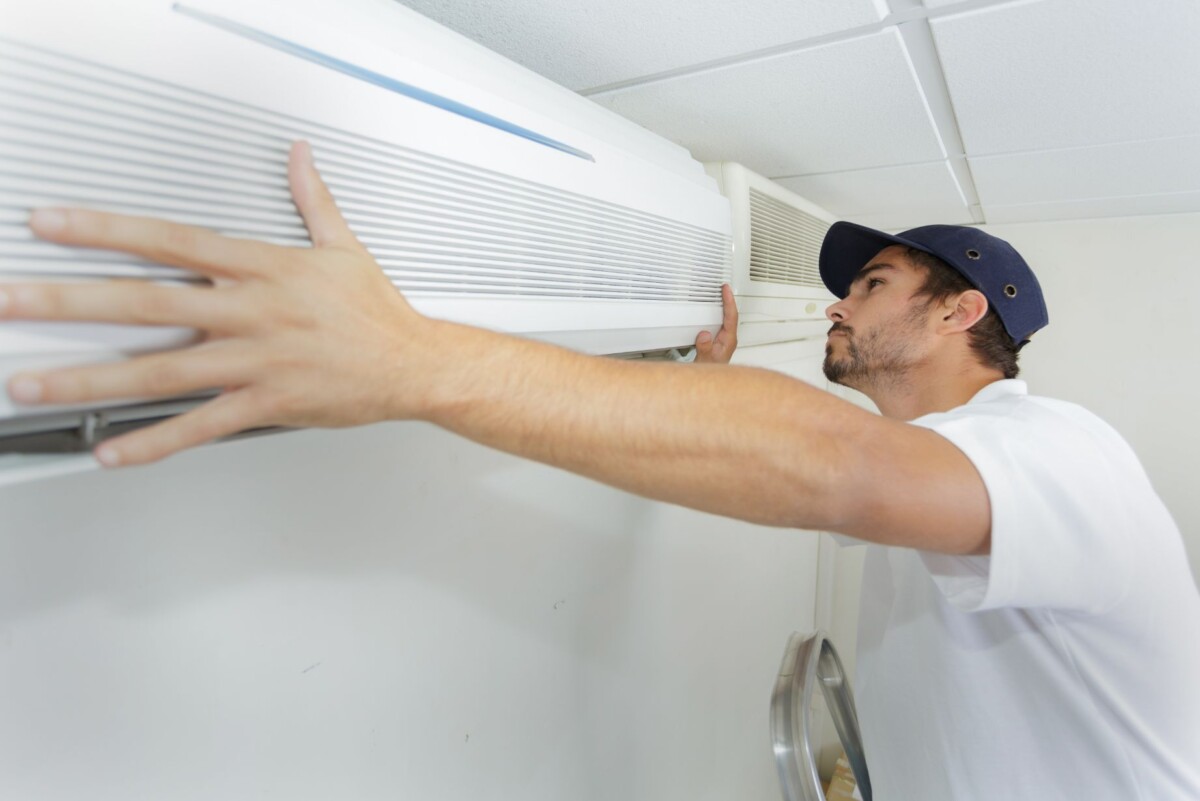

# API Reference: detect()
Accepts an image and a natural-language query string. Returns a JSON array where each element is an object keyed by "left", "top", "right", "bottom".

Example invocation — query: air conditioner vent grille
[
  {"left": 0, "top": 38, "right": 729, "bottom": 303},
  {"left": 747, "top": 188, "right": 828, "bottom": 288}
]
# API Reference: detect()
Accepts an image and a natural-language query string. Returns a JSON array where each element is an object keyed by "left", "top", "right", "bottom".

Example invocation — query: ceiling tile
[
  {"left": 775, "top": 160, "right": 970, "bottom": 230},
  {"left": 931, "top": 0, "right": 1200, "bottom": 155},
  {"left": 970, "top": 135, "right": 1200, "bottom": 206},
  {"left": 396, "top": 0, "right": 888, "bottom": 91},
  {"left": 590, "top": 30, "right": 946, "bottom": 176},
  {"left": 983, "top": 191, "right": 1200, "bottom": 225}
]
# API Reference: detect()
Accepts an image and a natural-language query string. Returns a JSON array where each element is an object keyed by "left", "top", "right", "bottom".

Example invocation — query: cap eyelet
[
  {"left": 966, "top": 249, "right": 981, "bottom": 260},
  {"left": 1003, "top": 284, "right": 1018, "bottom": 298}
]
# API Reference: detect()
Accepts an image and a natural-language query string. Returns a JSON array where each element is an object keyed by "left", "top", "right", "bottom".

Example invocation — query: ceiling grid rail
[
  {"left": 888, "top": 0, "right": 986, "bottom": 224},
  {"left": 578, "top": 0, "right": 1031, "bottom": 99}
]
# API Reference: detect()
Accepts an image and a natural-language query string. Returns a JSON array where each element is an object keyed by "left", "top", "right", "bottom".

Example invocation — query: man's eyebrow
[{"left": 849, "top": 263, "right": 897, "bottom": 287}]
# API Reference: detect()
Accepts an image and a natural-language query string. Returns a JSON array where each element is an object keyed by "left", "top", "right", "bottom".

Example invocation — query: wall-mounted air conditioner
[
  {"left": 0, "top": 0, "right": 732, "bottom": 451},
  {"left": 704, "top": 162, "right": 836, "bottom": 348}
]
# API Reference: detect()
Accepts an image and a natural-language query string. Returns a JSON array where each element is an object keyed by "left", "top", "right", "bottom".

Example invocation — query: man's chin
[{"left": 823, "top": 357, "right": 850, "bottom": 386}]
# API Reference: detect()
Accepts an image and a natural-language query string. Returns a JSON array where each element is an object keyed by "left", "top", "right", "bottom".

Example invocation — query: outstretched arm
[{"left": 1, "top": 142, "right": 990, "bottom": 554}]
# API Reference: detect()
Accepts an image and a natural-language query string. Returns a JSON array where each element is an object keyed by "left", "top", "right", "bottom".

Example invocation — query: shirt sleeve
[{"left": 910, "top": 404, "right": 1137, "bottom": 614}]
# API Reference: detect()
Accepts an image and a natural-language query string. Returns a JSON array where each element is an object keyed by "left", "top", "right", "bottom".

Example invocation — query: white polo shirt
[{"left": 851, "top": 380, "right": 1200, "bottom": 800}]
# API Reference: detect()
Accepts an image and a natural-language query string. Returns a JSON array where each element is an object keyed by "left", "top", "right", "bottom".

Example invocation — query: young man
[
  {"left": 3, "top": 142, "right": 1198, "bottom": 799},
  {"left": 817, "top": 224, "right": 1200, "bottom": 799}
]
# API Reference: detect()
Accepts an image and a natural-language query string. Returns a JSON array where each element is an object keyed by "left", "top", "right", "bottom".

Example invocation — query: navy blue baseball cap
[{"left": 819, "top": 222, "right": 1049, "bottom": 346}]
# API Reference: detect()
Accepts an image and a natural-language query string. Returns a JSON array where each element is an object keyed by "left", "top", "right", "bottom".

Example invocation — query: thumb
[{"left": 288, "top": 141, "right": 361, "bottom": 250}]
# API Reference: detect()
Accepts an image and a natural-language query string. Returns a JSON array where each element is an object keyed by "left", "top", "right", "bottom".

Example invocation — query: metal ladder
[{"left": 770, "top": 631, "right": 873, "bottom": 801}]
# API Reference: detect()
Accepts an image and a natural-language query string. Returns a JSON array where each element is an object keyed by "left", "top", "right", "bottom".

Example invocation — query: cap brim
[{"left": 819, "top": 222, "right": 923, "bottom": 298}]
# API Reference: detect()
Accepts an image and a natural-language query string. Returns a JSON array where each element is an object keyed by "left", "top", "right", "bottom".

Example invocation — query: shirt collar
[{"left": 966, "top": 378, "right": 1027, "bottom": 405}]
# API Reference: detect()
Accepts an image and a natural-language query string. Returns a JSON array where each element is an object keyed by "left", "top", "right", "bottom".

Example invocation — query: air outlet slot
[{"left": 748, "top": 188, "right": 829, "bottom": 289}]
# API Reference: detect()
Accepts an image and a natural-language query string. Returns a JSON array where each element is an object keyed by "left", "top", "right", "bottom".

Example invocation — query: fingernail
[
  {"left": 95, "top": 444, "right": 121, "bottom": 467},
  {"left": 300, "top": 140, "right": 314, "bottom": 167},
  {"left": 30, "top": 209, "right": 67, "bottom": 233},
  {"left": 0, "top": 289, "right": 8, "bottom": 315},
  {"left": 8, "top": 376, "right": 43, "bottom": 404}
]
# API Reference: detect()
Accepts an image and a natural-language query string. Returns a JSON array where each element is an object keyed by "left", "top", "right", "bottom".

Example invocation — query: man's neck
[{"left": 867, "top": 365, "right": 1005, "bottom": 421}]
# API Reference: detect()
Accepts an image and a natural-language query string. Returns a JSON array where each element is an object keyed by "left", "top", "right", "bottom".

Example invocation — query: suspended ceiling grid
[{"left": 397, "top": 0, "right": 1200, "bottom": 230}]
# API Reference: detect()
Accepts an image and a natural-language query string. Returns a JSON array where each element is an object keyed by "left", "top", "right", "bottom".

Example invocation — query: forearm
[{"left": 414, "top": 319, "right": 861, "bottom": 530}]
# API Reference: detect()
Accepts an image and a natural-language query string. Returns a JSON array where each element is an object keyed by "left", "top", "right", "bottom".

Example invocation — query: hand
[
  {"left": 1, "top": 141, "right": 432, "bottom": 467},
  {"left": 693, "top": 283, "right": 738, "bottom": 364}
]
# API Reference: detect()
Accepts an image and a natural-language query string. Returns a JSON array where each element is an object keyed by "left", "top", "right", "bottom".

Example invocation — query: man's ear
[{"left": 939, "top": 289, "right": 989, "bottom": 334}]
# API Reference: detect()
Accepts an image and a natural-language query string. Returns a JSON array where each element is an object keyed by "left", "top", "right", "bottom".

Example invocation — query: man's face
[{"left": 822, "top": 245, "right": 934, "bottom": 393}]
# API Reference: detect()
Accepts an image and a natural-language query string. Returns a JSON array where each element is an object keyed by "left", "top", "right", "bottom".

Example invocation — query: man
[
  {"left": 2, "top": 142, "right": 1198, "bottom": 799},
  {"left": 817, "top": 227, "right": 1200, "bottom": 799}
]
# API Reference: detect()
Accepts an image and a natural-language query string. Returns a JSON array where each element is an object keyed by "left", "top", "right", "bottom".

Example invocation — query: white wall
[
  {"left": 984, "top": 213, "right": 1200, "bottom": 584},
  {"left": 0, "top": 343, "right": 828, "bottom": 801}
]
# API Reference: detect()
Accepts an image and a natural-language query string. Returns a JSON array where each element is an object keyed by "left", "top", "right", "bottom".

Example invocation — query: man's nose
[{"left": 826, "top": 297, "right": 849, "bottom": 322}]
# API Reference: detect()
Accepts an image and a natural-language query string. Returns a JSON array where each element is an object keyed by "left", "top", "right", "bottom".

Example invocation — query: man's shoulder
[
  {"left": 916, "top": 382, "right": 1147, "bottom": 482},
  {"left": 926, "top": 380, "right": 1114, "bottom": 434},
  {"left": 977, "top": 388, "right": 1127, "bottom": 446}
]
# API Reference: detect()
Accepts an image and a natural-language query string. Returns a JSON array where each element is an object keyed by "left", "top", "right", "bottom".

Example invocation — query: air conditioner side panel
[{"left": 704, "top": 163, "right": 837, "bottom": 348}]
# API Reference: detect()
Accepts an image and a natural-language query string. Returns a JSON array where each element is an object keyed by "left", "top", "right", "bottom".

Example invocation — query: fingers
[
  {"left": 95, "top": 389, "right": 266, "bottom": 467},
  {"left": 25, "top": 142, "right": 357, "bottom": 283},
  {"left": 720, "top": 283, "right": 739, "bottom": 331},
  {"left": 288, "top": 141, "right": 362, "bottom": 250},
  {"left": 692, "top": 285, "right": 738, "bottom": 364},
  {"left": 28, "top": 209, "right": 282, "bottom": 281},
  {"left": 25, "top": 141, "right": 355, "bottom": 278},
  {"left": 7, "top": 342, "right": 254, "bottom": 407},
  {"left": 0, "top": 280, "right": 241, "bottom": 330},
  {"left": 715, "top": 284, "right": 738, "bottom": 352}
]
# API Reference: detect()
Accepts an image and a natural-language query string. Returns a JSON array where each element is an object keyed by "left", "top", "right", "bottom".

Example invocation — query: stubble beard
[{"left": 822, "top": 305, "right": 929, "bottom": 394}]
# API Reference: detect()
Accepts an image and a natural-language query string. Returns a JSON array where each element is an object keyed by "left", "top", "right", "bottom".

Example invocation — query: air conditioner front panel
[{"left": 0, "top": 0, "right": 733, "bottom": 428}]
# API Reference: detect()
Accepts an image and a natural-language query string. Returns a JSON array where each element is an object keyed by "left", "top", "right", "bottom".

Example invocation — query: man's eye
[{"left": 867, "top": 278, "right": 884, "bottom": 289}]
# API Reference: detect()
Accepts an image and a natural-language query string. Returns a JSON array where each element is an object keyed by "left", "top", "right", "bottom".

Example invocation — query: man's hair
[{"left": 904, "top": 247, "right": 1021, "bottom": 379}]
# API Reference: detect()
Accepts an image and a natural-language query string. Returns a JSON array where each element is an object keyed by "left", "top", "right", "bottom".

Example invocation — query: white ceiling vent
[
  {"left": 747, "top": 187, "right": 828, "bottom": 289},
  {"left": 705, "top": 162, "right": 836, "bottom": 347}
]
